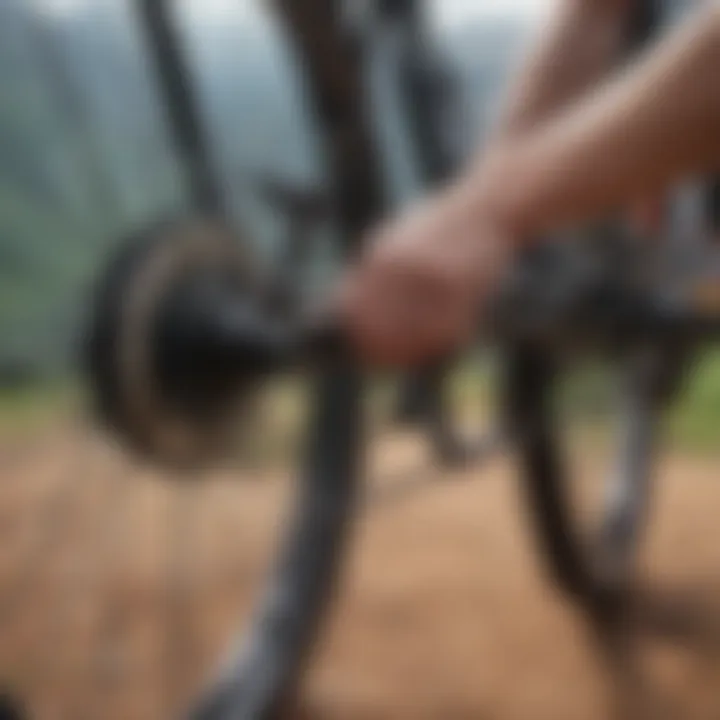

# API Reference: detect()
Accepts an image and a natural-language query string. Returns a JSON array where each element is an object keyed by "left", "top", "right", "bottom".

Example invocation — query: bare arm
[
  {"left": 469, "top": 2, "right": 720, "bottom": 239},
  {"left": 339, "top": 2, "right": 720, "bottom": 366},
  {"left": 497, "top": 0, "right": 635, "bottom": 139}
]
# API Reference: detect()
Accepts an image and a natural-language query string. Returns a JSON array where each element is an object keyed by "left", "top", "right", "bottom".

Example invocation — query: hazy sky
[
  {"left": 182, "top": 0, "right": 548, "bottom": 24},
  {"left": 41, "top": 0, "right": 548, "bottom": 26}
]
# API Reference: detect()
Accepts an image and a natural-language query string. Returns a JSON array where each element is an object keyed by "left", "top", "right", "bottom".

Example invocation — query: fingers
[
  {"left": 333, "top": 193, "right": 504, "bottom": 368},
  {"left": 338, "top": 261, "right": 474, "bottom": 367}
]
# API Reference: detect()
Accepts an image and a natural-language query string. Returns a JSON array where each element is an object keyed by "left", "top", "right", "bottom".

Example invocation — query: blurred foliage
[
  {"left": 669, "top": 351, "right": 720, "bottom": 453},
  {"left": 0, "top": 0, "right": 184, "bottom": 379},
  {"left": 0, "top": 379, "right": 78, "bottom": 436}
]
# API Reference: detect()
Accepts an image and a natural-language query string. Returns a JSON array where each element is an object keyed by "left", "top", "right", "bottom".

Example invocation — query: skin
[{"left": 341, "top": 0, "right": 720, "bottom": 367}]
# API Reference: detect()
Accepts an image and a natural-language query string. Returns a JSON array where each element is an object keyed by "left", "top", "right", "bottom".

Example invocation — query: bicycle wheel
[
  {"left": 185, "top": 368, "right": 363, "bottom": 720},
  {"left": 503, "top": 343, "right": 671, "bottom": 614},
  {"left": 86, "top": 216, "right": 366, "bottom": 720}
]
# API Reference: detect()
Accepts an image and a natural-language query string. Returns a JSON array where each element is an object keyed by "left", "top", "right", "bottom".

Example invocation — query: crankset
[{"left": 86, "top": 219, "right": 717, "bottom": 469}]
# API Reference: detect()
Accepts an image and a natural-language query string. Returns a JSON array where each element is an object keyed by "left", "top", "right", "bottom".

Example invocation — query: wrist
[
  {"left": 451, "top": 152, "right": 531, "bottom": 249},
  {"left": 437, "top": 173, "right": 519, "bottom": 298}
]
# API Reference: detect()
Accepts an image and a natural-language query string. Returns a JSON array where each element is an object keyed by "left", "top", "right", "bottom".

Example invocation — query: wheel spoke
[{"left": 600, "top": 361, "right": 660, "bottom": 580}]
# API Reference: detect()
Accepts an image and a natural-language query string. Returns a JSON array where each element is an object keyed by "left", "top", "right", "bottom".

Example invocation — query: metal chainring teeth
[{"left": 86, "top": 216, "right": 264, "bottom": 469}]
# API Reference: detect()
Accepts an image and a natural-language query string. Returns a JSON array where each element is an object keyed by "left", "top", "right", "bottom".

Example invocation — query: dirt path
[{"left": 0, "top": 430, "right": 719, "bottom": 719}]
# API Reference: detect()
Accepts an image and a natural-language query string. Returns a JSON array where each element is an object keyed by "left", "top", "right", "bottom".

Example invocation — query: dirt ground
[{"left": 1, "top": 425, "right": 720, "bottom": 720}]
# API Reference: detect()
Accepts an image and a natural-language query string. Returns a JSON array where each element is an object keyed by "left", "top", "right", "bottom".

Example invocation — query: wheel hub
[{"left": 86, "top": 217, "right": 290, "bottom": 468}]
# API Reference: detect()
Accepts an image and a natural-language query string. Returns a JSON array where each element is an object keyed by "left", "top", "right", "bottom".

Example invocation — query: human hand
[{"left": 338, "top": 185, "right": 513, "bottom": 367}]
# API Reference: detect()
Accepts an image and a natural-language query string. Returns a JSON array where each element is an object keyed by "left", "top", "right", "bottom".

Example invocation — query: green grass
[
  {"left": 667, "top": 351, "right": 720, "bottom": 453},
  {"left": 0, "top": 380, "right": 79, "bottom": 437},
  {"left": 451, "top": 350, "right": 720, "bottom": 455},
  {"left": 2, "top": 351, "right": 720, "bottom": 455}
]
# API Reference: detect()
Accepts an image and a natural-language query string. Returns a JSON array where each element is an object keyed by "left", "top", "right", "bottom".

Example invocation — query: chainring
[{"left": 86, "top": 216, "right": 267, "bottom": 470}]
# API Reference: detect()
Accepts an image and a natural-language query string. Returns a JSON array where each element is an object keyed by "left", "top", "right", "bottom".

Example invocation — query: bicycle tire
[{"left": 503, "top": 344, "right": 662, "bottom": 616}]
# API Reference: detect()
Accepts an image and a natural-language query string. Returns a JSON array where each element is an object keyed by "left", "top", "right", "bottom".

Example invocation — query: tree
[{"left": 19, "top": 0, "right": 123, "bottom": 227}]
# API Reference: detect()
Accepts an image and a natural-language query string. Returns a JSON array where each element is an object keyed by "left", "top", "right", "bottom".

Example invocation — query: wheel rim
[
  {"left": 505, "top": 344, "right": 663, "bottom": 610},
  {"left": 188, "top": 365, "right": 364, "bottom": 720}
]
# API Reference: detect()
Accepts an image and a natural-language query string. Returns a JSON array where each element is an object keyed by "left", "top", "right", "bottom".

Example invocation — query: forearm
[
  {"left": 495, "top": 0, "right": 634, "bottom": 141},
  {"left": 473, "top": 2, "right": 720, "bottom": 239}
]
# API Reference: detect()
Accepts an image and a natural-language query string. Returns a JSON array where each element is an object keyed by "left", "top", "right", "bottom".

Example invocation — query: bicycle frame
[{"left": 492, "top": 227, "right": 720, "bottom": 359}]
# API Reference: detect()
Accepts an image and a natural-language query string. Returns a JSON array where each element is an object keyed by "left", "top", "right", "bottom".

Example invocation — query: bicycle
[{"left": 49, "top": 0, "right": 720, "bottom": 718}]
